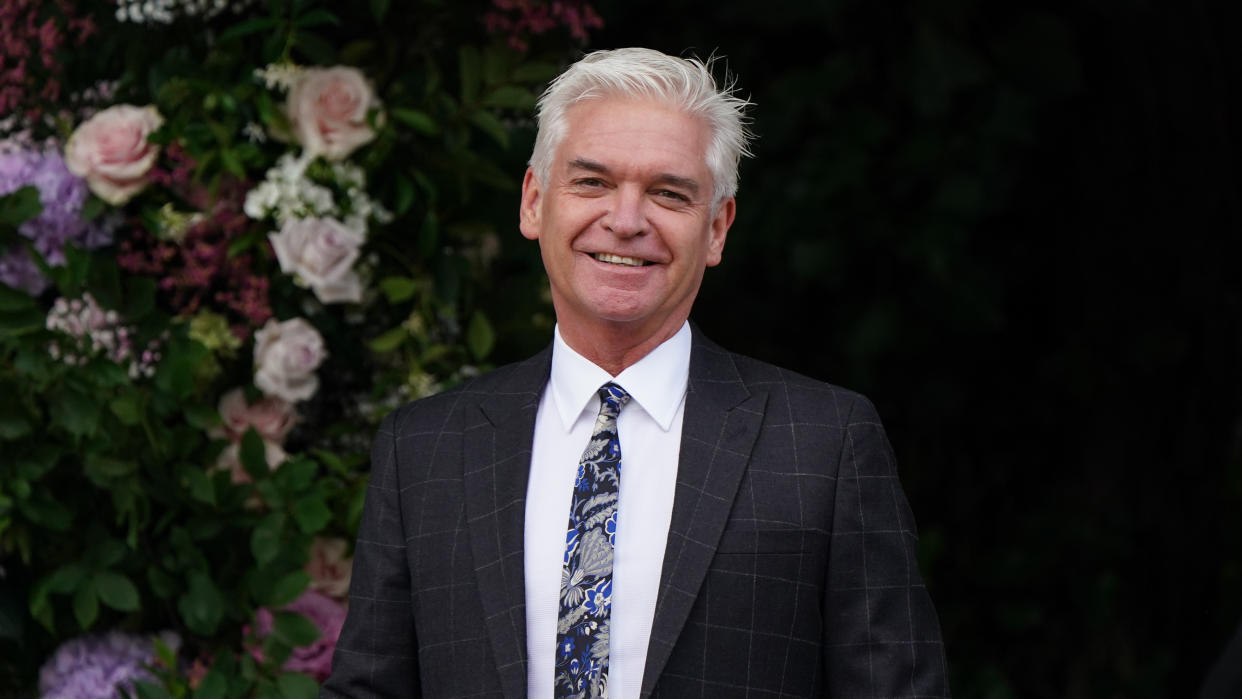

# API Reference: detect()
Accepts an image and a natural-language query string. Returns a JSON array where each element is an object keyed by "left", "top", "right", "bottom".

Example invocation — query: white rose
[
  {"left": 269, "top": 217, "right": 364, "bottom": 304},
  {"left": 286, "top": 66, "right": 380, "bottom": 161},
  {"left": 64, "top": 104, "right": 163, "bottom": 205},
  {"left": 253, "top": 317, "right": 327, "bottom": 402}
]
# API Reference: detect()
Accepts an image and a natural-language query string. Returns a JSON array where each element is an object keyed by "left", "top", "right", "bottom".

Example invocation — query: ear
[
  {"left": 519, "top": 168, "right": 542, "bottom": 240},
  {"left": 705, "top": 196, "right": 735, "bottom": 267}
]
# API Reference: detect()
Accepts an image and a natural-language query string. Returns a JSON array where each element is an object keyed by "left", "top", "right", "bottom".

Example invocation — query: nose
[{"left": 601, "top": 185, "right": 646, "bottom": 238}]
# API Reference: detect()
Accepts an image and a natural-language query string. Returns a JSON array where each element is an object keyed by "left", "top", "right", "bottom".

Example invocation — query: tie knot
[{"left": 597, "top": 382, "right": 631, "bottom": 416}]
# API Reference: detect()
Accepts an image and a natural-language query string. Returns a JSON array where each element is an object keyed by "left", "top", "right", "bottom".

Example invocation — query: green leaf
[
  {"left": 218, "top": 17, "right": 280, "bottom": 43},
  {"left": 0, "top": 401, "right": 32, "bottom": 440},
  {"left": 154, "top": 634, "right": 178, "bottom": 670},
  {"left": 251, "top": 513, "right": 284, "bottom": 565},
  {"left": 177, "top": 572, "right": 224, "bottom": 635},
  {"left": 185, "top": 402, "right": 220, "bottom": 430},
  {"left": 513, "top": 61, "right": 562, "bottom": 83},
  {"left": 62, "top": 244, "right": 92, "bottom": 287},
  {"left": 240, "top": 428, "right": 270, "bottom": 481},
  {"left": 393, "top": 174, "right": 416, "bottom": 216},
  {"left": 18, "top": 496, "right": 73, "bottom": 531},
  {"left": 311, "top": 448, "right": 346, "bottom": 474},
  {"left": 272, "top": 610, "right": 320, "bottom": 646},
  {"left": 467, "top": 110, "right": 509, "bottom": 149},
  {"left": 294, "top": 8, "right": 338, "bottom": 27},
  {"left": 85, "top": 454, "right": 137, "bottom": 482},
  {"left": 193, "top": 668, "right": 227, "bottom": 699},
  {"left": 0, "top": 306, "right": 45, "bottom": 337},
  {"left": 226, "top": 230, "right": 261, "bottom": 258},
  {"left": 73, "top": 579, "right": 99, "bottom": 629},
  {"left": 220, "top": 149, "right": 246, "bottom": 178},
  {"left": 48, "top": 386, "right": 100, "bottom": 439},
  {"left": 0, "top": 283, "right": 36, "bottom": 312},
  {"left": 291, "top": 494, "right": 331, "bottom": 533},
  {"left": 96, "top": 571, "right": 141, "bottom": 611},
  {"left": 267, "top": 571, "right": 310, "bottom": 607},
  {"left": 390, "top": 108, "right": 440, "bottom": 137},
  {"left": 459, "top": 45, "right": 482, "bottom": 104},
  {"left": 367, "top": 326, "right": 407, "bottom": 354},
  {"left": 109, "top": 393, "right": 143, "bottom": 426},
  {"left": 185, "top": 467, "right": 216, "bottom": 505},
  {"left": 292, "top": 30, "right": 338, "bottom": 64},
  {"left": 379, "top": 276, "right": 418, "bottom": 304},
  {"left": 466, "top": 312, "right": 495, "bottom": 360},
  {"left": 47, "top": 564, "right": 86, "bottom": 593},
  {"left": 80, "top": 195, "right": 105, "bottom": 222},
  {"left": 482, "top": 45, "right": 509, "bottom": 87},
  {"left": 418, "top": 207, "right": 439, "bottom": 258},
  {"left": 125, "top": 277, "right": 157, "bottom": 320},
  {"left": 133, "top": 678, "right": 170, "bottom": 699},
  {"left": 261, "top": 634, "right": 293, "bottom": 669},
  {"left": 482, "top": 85, "right": 536, "bottom": 111},
  {"left": 276, "top": 457, "right": 317, "bottom": 492},
  {"left": 369, "top": 0, "right": 389, "bottom": 21},
  {"left": 0, "top": 186, "right": 42, "bottom": 226},
  {"left": 277, "top": 672, "right": 319, "bottom": 699},
  {"left": 147, "top": 568, "right": 177, "bottom": 600},
  {"left": 93, "top": 538, "right": 127, "bottom": 568}
]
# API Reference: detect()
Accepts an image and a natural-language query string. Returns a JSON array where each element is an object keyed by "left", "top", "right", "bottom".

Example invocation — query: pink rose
[
  {"left": 214, "top": 439, "right": 288, "bottom": 485},
  {"left": 306, "top": 537, "right": 353, "bottom": 599},
  {"left": 249, "top": 590, "right": 346, "bottom": 681},
  {"left": 269, "top": 218, "right": 365, "bottom": 304},
  {"left": 64, "top": 104, "right": 163, "bottom": 204},
  {"left": 216, "top": 387, "right": 297, "bottom": 443},
  {"left": 253, "top": 317, "right": 326, "bottom": 403},
  {"left": 286, "top": 66, "right": 380, "bottom": 160}
]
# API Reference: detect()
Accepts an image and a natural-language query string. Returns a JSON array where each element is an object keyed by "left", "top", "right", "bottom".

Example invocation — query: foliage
[{"left": 0, "top": 0, "right": 593, "bottom": 694}]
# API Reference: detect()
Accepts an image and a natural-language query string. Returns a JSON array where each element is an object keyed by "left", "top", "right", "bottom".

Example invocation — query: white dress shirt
[{"left": 525, "top": 322, "right": 690, "bottom": 698}]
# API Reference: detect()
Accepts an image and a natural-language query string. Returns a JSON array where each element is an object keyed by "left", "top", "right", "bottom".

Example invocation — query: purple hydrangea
[
  {"left": 0, "top": 143, "right": 116, "bottom": 295},
  {"left": 38, "top": 630, "right": 177, "bottom": 699}
]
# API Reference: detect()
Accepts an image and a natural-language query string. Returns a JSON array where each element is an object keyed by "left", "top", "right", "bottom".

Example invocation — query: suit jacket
[{"left": 322, "top": 329, "right": 949, "bottom": 698}]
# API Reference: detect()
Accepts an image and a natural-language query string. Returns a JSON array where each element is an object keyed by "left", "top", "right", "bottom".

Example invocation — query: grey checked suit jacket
[{"left": 322, "top": 329, "right": 950, "bottom": 698}]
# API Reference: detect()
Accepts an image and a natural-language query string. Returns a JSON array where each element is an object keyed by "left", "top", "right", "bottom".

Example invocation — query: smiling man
[{"left": 323, "top": 48, "right": 949, "bottom": 699}]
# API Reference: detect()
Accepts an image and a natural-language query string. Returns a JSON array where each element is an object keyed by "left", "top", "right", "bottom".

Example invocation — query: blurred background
[{"left": 487, "top": 0, "right": 1242, "bottom": 695}]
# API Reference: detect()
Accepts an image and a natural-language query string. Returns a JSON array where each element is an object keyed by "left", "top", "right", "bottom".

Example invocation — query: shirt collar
[{"left": 549, "top": 321, "right": 691, "bottom": 433}]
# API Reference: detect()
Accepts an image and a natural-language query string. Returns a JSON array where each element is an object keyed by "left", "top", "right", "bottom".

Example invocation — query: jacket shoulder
[
  {"left": 383, "top": 349, "right": 549, "bottom": 435},
  {"left": 724, "top": 350, "right": 882, "bottom": 430}
]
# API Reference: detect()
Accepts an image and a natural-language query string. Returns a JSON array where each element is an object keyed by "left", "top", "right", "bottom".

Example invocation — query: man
[{"left": 323, "top": 48, "right": 949, "bottom": 698}]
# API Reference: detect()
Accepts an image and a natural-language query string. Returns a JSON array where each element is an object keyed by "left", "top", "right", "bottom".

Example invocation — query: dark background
[{"left": 489, "top": 0, "right": 1242, "bottom": 696}]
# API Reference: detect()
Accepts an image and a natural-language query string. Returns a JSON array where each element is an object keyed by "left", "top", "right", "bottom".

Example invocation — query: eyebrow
[{"left": 567, "top": 158, "right": 702, "bottom": 196}]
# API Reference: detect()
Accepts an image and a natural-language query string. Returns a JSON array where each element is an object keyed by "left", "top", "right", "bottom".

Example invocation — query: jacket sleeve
[
  {"left": 322, "top": 410, "right": 421, "bottom": 698},
  {"left": 822, "top": 396, "right": 950, "bottom": 698}
]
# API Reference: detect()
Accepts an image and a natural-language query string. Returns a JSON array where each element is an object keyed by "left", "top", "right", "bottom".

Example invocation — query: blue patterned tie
[{"left": 554, "top": 382, "right": 631, "bottom": 698}]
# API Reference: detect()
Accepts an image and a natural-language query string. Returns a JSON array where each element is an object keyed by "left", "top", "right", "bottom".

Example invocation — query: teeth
[{"left": 594, "top": 253, "right": 647, "bottom": 267}]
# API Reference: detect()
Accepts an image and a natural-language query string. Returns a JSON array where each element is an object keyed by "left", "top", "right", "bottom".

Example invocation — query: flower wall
[{"left": 0, "top": 0, "right": 596, "bottom": 695}]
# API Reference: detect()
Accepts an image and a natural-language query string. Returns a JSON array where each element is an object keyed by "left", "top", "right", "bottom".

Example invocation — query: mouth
[{"left": 591, "top": 252, "right": 654, "bottom": 267}]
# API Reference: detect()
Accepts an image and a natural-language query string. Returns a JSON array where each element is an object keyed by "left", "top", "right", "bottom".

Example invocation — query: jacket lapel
[
  {"left": 640, "top": 330, "right": 767, "bottom": 698},
  {"left": 462, "top": 346, "right": 551, "bottom": 699}
]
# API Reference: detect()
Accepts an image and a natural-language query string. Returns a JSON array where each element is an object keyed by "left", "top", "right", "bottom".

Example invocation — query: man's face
[{"left": 520, "top": 97, "right": 735, "bottom": 345}]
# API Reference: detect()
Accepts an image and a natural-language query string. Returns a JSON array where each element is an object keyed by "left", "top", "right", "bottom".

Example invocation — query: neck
[{"left": 557, "top": 316, "right": 687, "bottom": 376}]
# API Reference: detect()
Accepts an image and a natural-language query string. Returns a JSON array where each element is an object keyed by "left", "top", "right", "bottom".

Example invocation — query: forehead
[{"left": 556, "top": 97, "right": 712, "bottom": 178}]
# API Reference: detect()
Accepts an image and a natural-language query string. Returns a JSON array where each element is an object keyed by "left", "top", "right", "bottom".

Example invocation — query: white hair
[{"left": 529, "top": 47, "right": 754, "bottom": 206}]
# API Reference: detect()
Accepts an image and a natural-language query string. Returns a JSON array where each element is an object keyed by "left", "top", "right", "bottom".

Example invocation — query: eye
[
  {"left": 654, "top": 189, "right": 690, "bottom": 203},
  {"left": 572, "top": 177, "right": 606, "bottom": 188}
]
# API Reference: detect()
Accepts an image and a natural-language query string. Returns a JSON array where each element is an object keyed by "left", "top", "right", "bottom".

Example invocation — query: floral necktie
[{"left": 554, "top": 382, "right": 631, "bottom": 698}]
